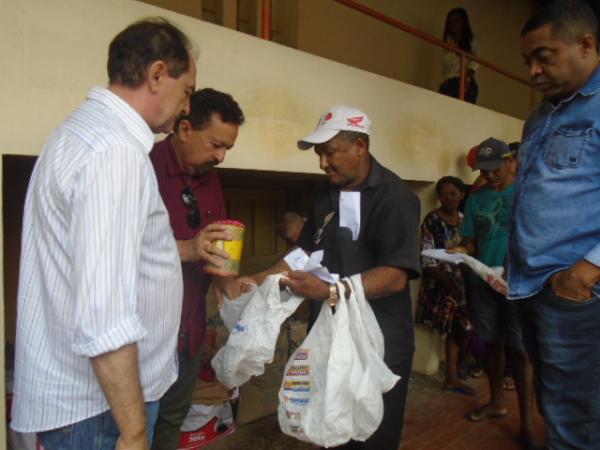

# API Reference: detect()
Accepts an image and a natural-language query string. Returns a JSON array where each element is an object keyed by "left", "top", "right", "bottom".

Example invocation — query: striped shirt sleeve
[{"left": 70, "top": 139, "right": 149, "bottom": 357}]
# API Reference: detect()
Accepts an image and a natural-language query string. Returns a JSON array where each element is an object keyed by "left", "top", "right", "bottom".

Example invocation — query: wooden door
[
  {"left": 219, "top": 168, "right": 324, "bottom": 275},
  {"left": 223, "top": 187, "right": 288, "bottom": 275}
]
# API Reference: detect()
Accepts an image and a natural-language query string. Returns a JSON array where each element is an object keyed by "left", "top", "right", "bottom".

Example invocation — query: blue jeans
[
  {"left": 37, "top": 401, "right": 159, "bottom": 450},
  {"left": 517, "top": 287, "right": 600, "bottom": 449}
]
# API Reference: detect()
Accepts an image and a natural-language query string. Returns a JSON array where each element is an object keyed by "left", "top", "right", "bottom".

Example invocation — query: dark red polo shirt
[{"left": 150, "top": 136, "right": 227, "bottom": 357}]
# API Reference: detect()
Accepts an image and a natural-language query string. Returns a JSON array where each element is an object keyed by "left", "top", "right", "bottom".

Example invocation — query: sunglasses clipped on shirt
[
  {"left": 313, "top": 211, "right": 335, "bottom": 245},
  {"left": 181, "top": 186, "right": 201, "bottom": 229}
]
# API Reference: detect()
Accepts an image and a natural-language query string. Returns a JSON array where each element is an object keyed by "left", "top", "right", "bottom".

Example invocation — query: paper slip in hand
[
  {"left": 283, "top": 248, "right": 339, "bottom": 283},
  {"left": 284, "top": 247, "right": 310, "bottom": 271},
  {"left": 305, "top": 251, "right": 339, "bottom": 283},
  {"left": 421, "top": 249, "right": 466, "bottom": 265},
  {"left": 306, "top": 249, "right": 324, "bottom": 266},
  {"left": 421, "top": 249, "right": 508, "bottom": 296}
]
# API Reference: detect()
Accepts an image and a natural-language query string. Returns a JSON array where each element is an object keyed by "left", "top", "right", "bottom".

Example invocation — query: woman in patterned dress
[{"left": 416, "top": 176, "right": 474, "bottom": 394}]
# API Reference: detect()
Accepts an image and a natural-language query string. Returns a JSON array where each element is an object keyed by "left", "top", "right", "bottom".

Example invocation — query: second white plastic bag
[
  {"left": 211, "top": 274, "right": 303, "bottom": 388},
  {"left": 278, "top": 275, "right": 400, "bottom": 447}
]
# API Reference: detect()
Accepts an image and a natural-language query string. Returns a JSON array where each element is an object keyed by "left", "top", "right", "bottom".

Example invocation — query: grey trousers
[{"left": 151, "top": 349, "right": 202, "bottom": 450}]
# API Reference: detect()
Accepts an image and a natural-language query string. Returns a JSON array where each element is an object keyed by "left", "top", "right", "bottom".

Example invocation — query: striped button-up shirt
[{"left": 11, "top": 86, "right": 183, "bottom": 432}]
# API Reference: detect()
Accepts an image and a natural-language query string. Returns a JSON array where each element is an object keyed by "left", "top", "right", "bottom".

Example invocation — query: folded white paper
[
  {"left": 421, "top": 249, "right": 466, "bottom": 265},
  {"left": 421, "top": 249, "right": 508, "bottom": 296},
  {"left": 284, "top": 248, "right": 339, "bottom": 283},
  {"left": 339, "top": 191, "right": 361, "bottom": 240},
  {"left": 284, "top": 247, "right": 310, "bottom": 271}
]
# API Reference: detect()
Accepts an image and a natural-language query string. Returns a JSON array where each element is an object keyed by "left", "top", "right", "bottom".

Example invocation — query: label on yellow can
[
  {"left": 204, "top": 221, "right": 245, "bottom": 276},
  {"left": 223, "top": 239, "right": 243, "bottom": 261}
]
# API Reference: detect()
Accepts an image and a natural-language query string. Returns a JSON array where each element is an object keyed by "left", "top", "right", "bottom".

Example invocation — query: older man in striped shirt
[{"left": 11, "top": 18, "right": 196, "bottom": 450}]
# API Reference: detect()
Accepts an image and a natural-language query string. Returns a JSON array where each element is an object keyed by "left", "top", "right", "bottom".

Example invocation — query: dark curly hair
[
  {"left": 175, "top": 88, "right": 245, "bottom": 131},
  {"left": 435, "top": 176, "right": 466, "bottom": 196},
  {"left": 108, "top": 18, "right": 193, "bottom": 88}
]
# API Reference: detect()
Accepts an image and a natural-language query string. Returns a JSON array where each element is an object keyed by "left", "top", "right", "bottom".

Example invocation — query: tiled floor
[
  {"left": 207, "top": 370, "right": 545, "bottom": 450},
  {"left": 400, "top": 371, "right": 545, "bottom": 450}
]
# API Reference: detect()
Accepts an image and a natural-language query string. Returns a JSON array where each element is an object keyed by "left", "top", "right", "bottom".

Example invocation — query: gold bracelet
[{"left": 328, "top": 283, "right": 339, "bottom": 307}]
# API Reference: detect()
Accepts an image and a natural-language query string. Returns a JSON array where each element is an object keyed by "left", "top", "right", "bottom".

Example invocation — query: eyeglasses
[
  {"left": 181, "top": 186, "right": 201, "bottom": 228},
  {"left": 313, "top": 211, "right": 335, "bottom": 245}
]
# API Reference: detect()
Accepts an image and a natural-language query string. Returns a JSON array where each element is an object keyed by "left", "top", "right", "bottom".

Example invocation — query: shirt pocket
[
  {"left": 515, "top": 128, "right": 539, "bottom": 171},
  {"left": 544, "top": 125, "right": 592, "bottom": 170}
]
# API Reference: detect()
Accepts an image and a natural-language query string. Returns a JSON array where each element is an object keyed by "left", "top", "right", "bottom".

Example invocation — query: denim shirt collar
[
  {"left": 548, "top": 65, "right": 600, "bottom": 108},
  {"left": 580, "top": 65, "right": 600, "bottom": 97}
]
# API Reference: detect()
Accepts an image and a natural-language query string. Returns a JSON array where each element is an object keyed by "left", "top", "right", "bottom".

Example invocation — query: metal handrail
[
  {"left": 262, "top": 0, "right": 271, "bottom": 40},
  {"left": 331, "top": 0, "right": 533, "bottom": 100}
]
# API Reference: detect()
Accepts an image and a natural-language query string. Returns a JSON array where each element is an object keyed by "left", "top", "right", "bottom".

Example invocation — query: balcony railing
[{"left": 261, "top": 0, "right": 533, "bottom": 106}]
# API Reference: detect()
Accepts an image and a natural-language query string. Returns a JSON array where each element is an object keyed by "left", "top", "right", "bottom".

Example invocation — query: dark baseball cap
[{"left": 475, "top": 138, "right": 511, "bottom": 170}]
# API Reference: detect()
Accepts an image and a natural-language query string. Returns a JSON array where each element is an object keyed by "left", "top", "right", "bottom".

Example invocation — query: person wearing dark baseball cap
[
  {"left": 450, "top": 137, "right": 538, "bottom": 447},
  {"left": 474, "top": 138, "right": 512, "bottom": 170},
  {"left": 250, "top": 105, "right": 421, "bottom": 449},
  {"left": 472, "top": 138, "right": 515, "bottom": 191}
]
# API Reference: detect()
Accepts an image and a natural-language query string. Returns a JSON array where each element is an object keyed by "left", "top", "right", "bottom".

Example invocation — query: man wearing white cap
[{"left": 255, "top": 105, "right": 421, "bottom": 449}]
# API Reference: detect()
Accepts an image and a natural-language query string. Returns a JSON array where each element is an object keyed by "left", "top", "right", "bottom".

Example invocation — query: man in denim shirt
[{"left": 509, "top": 1, "right": 600, "bottom": 448}]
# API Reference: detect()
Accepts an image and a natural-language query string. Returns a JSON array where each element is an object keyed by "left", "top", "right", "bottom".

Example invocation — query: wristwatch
[{"left": 327, "top": 283, "right": 339, "bottom": 307}]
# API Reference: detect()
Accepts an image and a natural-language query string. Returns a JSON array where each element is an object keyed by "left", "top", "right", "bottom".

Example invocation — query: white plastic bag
[
  {"left": 278, "top": 281, "right": 359, "bottom": 447},
  {"left": 178, "top": 402, "right": 235, "bottom": 450},
  {"left": 278, "top": 276, "right": 400, "bottom": 447},
  {"left": 212, "top": 274, "right": 303, "bottom": 388},
  {"left": 345, "top": 275, "right": 400, "bottom": 440},
  {"left": 219, "top": 284, "right": 257, "bottom": 331},
  {"left": 180, "top": 402, "right": 234, "bottom": 432}
]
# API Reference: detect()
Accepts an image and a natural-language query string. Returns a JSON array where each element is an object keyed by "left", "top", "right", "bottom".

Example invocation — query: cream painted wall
[
  {"left": 139, "top": 0, "right": 203, "bottom": 19},
  {"left": 0, "top": 0, "right": 526, "bottom": 437},
  {"left": 1, "top": 0, "right": 524, "bottom": 176},
  {"left": 296, "top": 0, "right": 535, "bottom": 120}
]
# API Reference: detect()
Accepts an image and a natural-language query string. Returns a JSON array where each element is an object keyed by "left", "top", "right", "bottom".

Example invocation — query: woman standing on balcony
[{"left": 439, "top": 8, "right": 479, "bottom": 103}]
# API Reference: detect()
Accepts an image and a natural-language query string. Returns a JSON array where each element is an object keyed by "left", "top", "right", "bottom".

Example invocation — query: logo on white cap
[
  {"left": 321, "top": 112, "right": 333, "bottom": 124},
  {"left": 297, "top": 105, "right": 371, "bottom": 150},
  {"left": 346, "top": 116, "right": 366, "bottom": 128}
]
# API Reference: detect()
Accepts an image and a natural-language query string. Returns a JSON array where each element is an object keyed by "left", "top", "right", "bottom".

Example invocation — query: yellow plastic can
[{"left": 204, "top": 220, "right": 245, "bottom": 276}]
